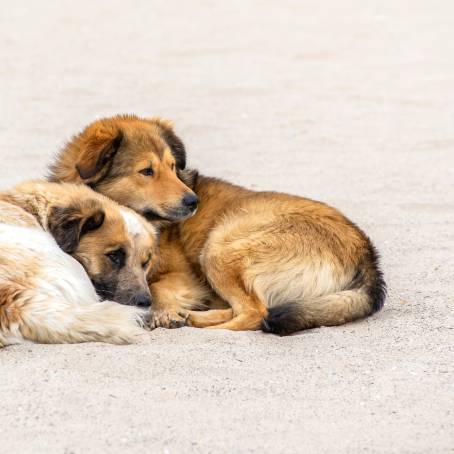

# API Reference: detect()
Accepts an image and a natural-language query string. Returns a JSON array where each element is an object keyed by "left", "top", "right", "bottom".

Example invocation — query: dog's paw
[
  {"left": 137, "top": 310, "right": 152, "bottom": 331},
  {"left": 149, "top": 309, "right": 188, "bottom": 329}
]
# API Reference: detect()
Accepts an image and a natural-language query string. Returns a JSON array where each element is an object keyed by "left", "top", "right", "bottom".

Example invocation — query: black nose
[
  {"left": 133, "top": 293, "right": 152, "bottom": 307},
  {"left": 182, "top": 193, "right": 198, "bottom": 212}
]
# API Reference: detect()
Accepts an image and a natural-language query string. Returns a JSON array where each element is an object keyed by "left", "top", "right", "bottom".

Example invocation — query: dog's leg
[
  {"left": 201, "top": 265, "right": 268, "bottom": 330},
  {"left": 205, "top": 297, "right": 267, "bottom": 331},
  {"left": 206, "top": 312, "right": 264, "bottom": 331},
  {"left": 187, "top": 308, "right": 234, "bottom": 328},
  {"left": 149, "top": 272, "right": 210, "bottom": 329},
  {"left": 193, "top": 222, "right": 270, "bottom": 331},
  {"left": 188, "top": 306, "right": 266, "bottom": 331}
]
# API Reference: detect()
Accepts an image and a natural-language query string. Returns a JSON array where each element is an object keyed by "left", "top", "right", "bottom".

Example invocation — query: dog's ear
[
  {"left": 149, "top": 117, "right": 186, "bottom": 170},
  {"left": 75, "top": 123, "right": 123, "bottom": 181},
  {"left": 177, "top": 168, "right": 198, "bottom": 190},
  {"left": 48, "top": 203, "right": 105, "bottom": 254}
]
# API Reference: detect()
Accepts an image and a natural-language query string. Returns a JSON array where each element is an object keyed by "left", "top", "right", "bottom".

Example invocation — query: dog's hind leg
[
  {"left": 199, "top": 258, "right": 268, "bottom": 331},
  {"left": 187, "top": 308, "right": 234, "bottom": 328},
  {"left": 204, "top": 296, "right": 267, "bottom": 331},
  {"left": 196, "top": 219, "right": 271, "bottom": 331}
]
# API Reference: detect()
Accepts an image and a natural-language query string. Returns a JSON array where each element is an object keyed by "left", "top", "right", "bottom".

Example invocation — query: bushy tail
[
  {"left": 5, "top": 301, "right": 147, "bottom": 346},
  {"left": 262, "top": 244, "right": 386, "bottom": 336}
]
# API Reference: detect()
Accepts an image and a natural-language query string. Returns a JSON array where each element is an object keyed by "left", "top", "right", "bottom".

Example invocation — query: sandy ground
[{"left": 1, "top": 1, "right": 453, "bottom": 453}]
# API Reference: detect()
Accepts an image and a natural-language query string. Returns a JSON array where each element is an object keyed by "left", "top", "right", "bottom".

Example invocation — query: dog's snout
[
  {"left": 182, "top": 193, "right": 198, "bottom": 212},
  {"left": 133, "top": 293, "right": 152, "bottom": 308}
]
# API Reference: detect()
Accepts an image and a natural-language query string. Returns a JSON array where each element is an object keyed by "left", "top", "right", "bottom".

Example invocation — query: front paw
[{"left": 149, "top": 309, "right": 188, "bottom": 329}]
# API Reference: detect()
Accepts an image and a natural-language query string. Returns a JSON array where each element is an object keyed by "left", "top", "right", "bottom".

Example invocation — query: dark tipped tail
[
  {"left": 261, "top": 302, "right": 308, "bottom": 336},
  {"left": 364, "top": 242, "right": 387, "bottom": 313},
  {"left": 262, "top": 242, "right": 386, "bottom": 336}
]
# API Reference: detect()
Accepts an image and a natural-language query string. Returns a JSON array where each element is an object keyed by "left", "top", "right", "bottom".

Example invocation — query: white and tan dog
[{"left": 0, "top": 181, "right": 158, "bottom": 347}]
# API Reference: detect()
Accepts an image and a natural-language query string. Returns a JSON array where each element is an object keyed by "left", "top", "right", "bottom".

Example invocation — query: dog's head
[
  {"left": 50, "top": 115, "right": 199, "bottom": 223},
  {"left": 47, "top": 188, "right": 158, "bottom": 307}
]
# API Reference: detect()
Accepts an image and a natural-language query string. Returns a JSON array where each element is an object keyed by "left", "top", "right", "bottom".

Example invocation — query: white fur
[
  {"left": 0, "top": 222, "right": 146, "bottom": 347},
  {"left": 249, "top": 262, "right": 353, "bottom": 309},
  {"left": 120, "top": 207, "right": 155, "bottom": 238}
]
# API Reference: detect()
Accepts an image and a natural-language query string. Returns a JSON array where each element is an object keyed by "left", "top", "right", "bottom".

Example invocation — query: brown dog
[{"left": 49, "top": 115, "right": 386, "bottom": 334}]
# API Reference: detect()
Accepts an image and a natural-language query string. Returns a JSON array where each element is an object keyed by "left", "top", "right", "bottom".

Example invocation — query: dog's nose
[
  {"left": 182, "top": 193, "right": 198, "bottom": 212},
  {"left": 133, "top": 293, "right": 152, "bottom": 307}
]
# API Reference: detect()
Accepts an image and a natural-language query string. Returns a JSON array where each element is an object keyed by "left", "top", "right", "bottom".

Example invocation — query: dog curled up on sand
[
  {"left": 0, "top": 181, "right": 158, "bottom": 347},
  {"left": 50, "top": 114, "right": 386, "bottom": 334}
]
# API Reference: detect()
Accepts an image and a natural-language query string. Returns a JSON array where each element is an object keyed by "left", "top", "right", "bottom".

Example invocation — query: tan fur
[
  {"left": 0, "top": 181, "right": 158, "bottom": 346},
  {"left": 179, "top": 181, "right": 376, "bottom": 331},
  {"left": 0, "top": 181, "right": 158, "bottom": 305},
  {"left": 49, "top": 115, "right": 386, "bottom": 334},
  {"left": 147, "top": 227, "right": 211, "bottom": 328},
  {"left": 49, "top": 115, "right": 193, "bottom": 221}
]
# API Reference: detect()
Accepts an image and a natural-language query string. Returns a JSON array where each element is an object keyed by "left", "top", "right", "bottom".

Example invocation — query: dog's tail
[
  {"left": 4, "top": 300, "right": 147, "bottom": 347},
  {"left": 261, "top": 244, "right": 386, "bottom": 336}
]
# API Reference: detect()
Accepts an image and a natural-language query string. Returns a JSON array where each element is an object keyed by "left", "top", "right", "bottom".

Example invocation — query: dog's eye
[
  {"left": 106, "top": 248, "right": 126, "bottom": 268},
  {"left": 142, "top": 257, "right": 151, "bottom": 269},
  {"left": 171, "top": 163, "right": 175, "bottom": 171},
  {"left": 140, "top": 167, "right": 154, "bottom": 177}
]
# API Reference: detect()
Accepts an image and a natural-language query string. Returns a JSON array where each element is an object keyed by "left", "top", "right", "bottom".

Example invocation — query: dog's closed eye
[{"left": 106, "top": 248, "right": 126, "bottom": 268}]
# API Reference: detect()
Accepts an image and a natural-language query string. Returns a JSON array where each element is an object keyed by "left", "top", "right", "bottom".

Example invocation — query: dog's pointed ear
[
  {"left": 149, "top": 117, "right": 186, "bottom": 170},
  {"left": 48, "top": 203, "right": 105, "bottom": 254},
  {"left": 75, "top": 123, "right": 123, "bottom": 181}
]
